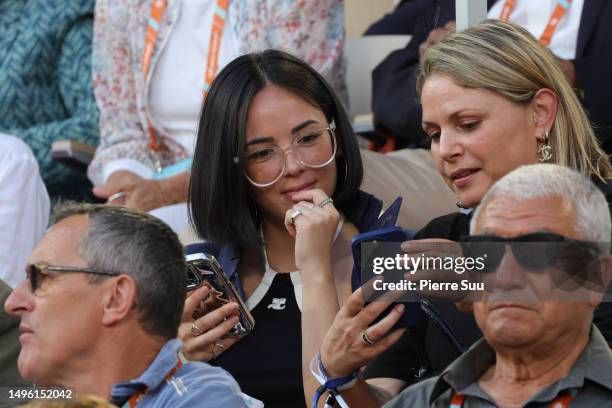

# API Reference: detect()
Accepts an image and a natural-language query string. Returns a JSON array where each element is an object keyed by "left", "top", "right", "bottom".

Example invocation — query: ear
[
  {"left": 589, "top": 254, "right": 612, "bottom": 309},
  {"left": 530, "top": 88, "right": 558, "bottom": 141},
  {"left": 100, "top": 275, "right": 138, "bottom": 327}
]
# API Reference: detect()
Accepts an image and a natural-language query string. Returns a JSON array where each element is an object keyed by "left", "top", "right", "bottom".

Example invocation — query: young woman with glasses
[{"left": 181, "top": 50, "right": 398, "bottom": 407}]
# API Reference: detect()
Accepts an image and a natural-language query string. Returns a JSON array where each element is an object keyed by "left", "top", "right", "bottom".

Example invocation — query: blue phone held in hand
[{"left": 351, "top": 197, "right": 423, "bottom": 328}]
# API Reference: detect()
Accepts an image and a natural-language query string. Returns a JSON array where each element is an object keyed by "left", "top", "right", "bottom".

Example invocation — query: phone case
[
  {"left": 351, "top": 227, "right": 422, "bottom": 328},
  {"left": 186, "top": 253, "right": 255, "bottom": 337}
]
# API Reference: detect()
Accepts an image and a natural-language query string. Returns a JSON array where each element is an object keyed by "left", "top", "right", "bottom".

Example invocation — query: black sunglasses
[
  {"left": 460, "top": 232, "right": 602, "bottom": 275},
  {"left": 26, "top": 263, "right": 120, "bottom": 292}
]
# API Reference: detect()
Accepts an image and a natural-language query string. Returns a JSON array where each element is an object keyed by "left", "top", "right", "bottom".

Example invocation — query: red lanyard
[
  {"left": 141, "top": 0, "right": 229, "bottom": 157},
  {"left": 123, "top": 351, "right": 189, "bottom": 408},
  {"left": 498, "top": 0, "right": 573, "bottom": 46},
  {"left": 450, "top": 390, "right": 574, "bottom": 407}
]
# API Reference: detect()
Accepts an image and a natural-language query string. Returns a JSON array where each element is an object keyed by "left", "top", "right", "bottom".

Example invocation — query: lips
[
  {"left": 448, "top": 168, "right": 479, "bottom": 188},
  {"left": 18, "top": 325, "right": 34, "bottom": 343},
  {"left": 490, "top": 303, "right": 534, "bottom": 311},
  {"left": 283, "top": 181, "right": 316, "bottom": 198},
  {"left": 18, "top": 325, "right": 33, "bottom": 334}
]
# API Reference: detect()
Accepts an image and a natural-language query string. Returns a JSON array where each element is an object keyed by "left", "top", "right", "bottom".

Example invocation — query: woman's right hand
[
  {"left": 283, "top": 188, "right": 340, "bottom": 279},
  {"left": 419, "top": 20, "right": 456, "bottom": 64},
  {"left": 320, "top": 287, "right": 407, "bottom": 378},
  {"left": 178, "top": 285, "right": 243, "bottom": 361}
]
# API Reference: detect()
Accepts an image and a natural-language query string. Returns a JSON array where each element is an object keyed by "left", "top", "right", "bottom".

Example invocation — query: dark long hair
[{"left": 189, "top": 50, "right": 362, "bottom": 249}]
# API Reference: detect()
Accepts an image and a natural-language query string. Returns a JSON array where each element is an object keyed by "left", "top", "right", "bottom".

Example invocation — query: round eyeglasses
[{"left": 234, "top": 121, "right": 337, "bottom": 188}]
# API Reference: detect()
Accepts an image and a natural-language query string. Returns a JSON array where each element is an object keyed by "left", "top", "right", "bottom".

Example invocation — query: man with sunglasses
[
  {"left": 380, "top": 164, "right": 612, "bottom": 406},
  {"left": 317, "top": 164, "right": 611, "bottom": 407},
  {"left": 3, "top": 203, "right": 248, "bottom": 407}
]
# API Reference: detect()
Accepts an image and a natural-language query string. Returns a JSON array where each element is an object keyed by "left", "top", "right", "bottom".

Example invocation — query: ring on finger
[
  {"left": 211, "top": 341, "right": 225, "bottom": 358},
  {"left": 361, "top": 329, "right": 376, "bottom": 346},
  {"left": 318, "top": 197, "right": 334, "bottom": 208},
  {"left": 191, "top": 321, "right": 204, "bottom": 337},
  {"left": 107, "top": 191, "right": 126, "bottom": 205},
  {"left": 289, "top": 208, "right": 302, "bottom": 225}
]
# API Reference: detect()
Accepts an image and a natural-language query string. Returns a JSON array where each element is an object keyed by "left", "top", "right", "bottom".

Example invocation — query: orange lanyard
[
  {"left": 450, "top": 390, "right": 574, "bottom": 407},
  {"left": 141, "top": 0, "right": 229, "bottom": 158},
  {"left": 498, "top": 0, "right": 573, "bottom": 46},
  {"left": 122, "top": 351, "right": 188, "bottom": 408}
]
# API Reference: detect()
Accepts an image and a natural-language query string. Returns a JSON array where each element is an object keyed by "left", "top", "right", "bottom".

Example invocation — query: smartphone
[
  {"left": 351, "top": 226, "right": 423, "bottom": 328},
  {"left": 186, "top": 253, "right": 255, "bottom": 337}
]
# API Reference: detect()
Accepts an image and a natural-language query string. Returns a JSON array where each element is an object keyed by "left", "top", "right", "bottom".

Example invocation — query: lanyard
[
  {"left": 498, "top": 0, "right": 573, "bottom": 46},
  {"left": 450, "top": 390, "right": 574, "bottom": 408},
  {"left": 141, "top": 0, "right": 229, "bottom": 163},
  {"left": 121, "top": 351, "right": 189, "bottom": 408}
]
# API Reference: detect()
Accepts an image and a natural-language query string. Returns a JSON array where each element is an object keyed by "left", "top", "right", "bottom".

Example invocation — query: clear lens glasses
[{"left": 239, "top": 122, "right": 337, "bottom": 188}]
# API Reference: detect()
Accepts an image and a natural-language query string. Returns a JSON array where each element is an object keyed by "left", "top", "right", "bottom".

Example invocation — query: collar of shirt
[
  {"left": 110, "top": 339, "right": 184, "bottom": 404},
  {"left": 428, "top": 325, "right": 612, "bottom": 405}
]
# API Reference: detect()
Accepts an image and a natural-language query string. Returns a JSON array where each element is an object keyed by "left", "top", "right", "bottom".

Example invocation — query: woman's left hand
[
  {"left": 284, "top": 189, "right": 340, "bottom": 276},
  {"left": 320, "top": 287, "right": 407, "bottom": 378}
]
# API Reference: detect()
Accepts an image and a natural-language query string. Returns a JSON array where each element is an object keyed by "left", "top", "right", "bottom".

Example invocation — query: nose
[
  {"left": 4, "top": 281, "right": 34, "bottom": 317},
  {"left": 282, "top": 149, "right": 305, "bottom": 177},
  {"left": 437, "top": 131, "right": 462, "bottom": 162},
  {"left": 491, "top": 246, "right": 528, "bottom": 292}
]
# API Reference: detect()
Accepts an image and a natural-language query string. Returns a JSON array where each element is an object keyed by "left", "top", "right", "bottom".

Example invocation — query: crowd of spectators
[{"left": 1, "top": 1, "right": 611, "bottom": 407}]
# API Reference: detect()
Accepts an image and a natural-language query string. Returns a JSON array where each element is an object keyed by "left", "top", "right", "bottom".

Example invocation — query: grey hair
[
  {"left": 470, "top": 164, "right": 610, "bottom": 250},
  {"left": 52, "top": 203, "right": 187, "bottom": 339}
]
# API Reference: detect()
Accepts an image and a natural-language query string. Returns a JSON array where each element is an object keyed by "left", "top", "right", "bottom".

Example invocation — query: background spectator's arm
[
  {"left": 0, "top": 136, "right": 49, "bottom": 290},
  {"left": 87, "top": 0, "right": 153, "bottom": 186},
  {"left": 371, "top": 0, "right": 455, "bottom": 146},
  {"left": 365, "top": 0, "right": 429, "bottom": 36},
  {"left": 573, "top": 57, "right": 612, "bottom": 152}
]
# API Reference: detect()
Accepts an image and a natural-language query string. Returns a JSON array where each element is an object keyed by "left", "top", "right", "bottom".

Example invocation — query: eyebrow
[
  {"left": 422, "top": 109, "right": 483, "bottom": 128},
  {"left": 244, "top": 119, "right": 321, "bottom": 148},
  {"left": 291, "top": 119, "right": 319, "bottom": 134}
]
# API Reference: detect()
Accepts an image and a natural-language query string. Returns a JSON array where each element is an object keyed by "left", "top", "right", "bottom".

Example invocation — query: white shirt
[
  {"left": 488, "top": 0, "right": 585, "bottom": 59},
  {"left": 149, "top": 0, "right": 239, "bottom": 155},
  {"left": 0, "top": 134, "right": 50, "bottom": 288}
]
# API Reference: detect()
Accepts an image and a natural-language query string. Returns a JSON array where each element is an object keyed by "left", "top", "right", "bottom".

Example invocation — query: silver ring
[
  {"left": 318, "top": 197, "right": 334, "bottom": 208},
  {"left": 361, "top": 329, "right": 376, "bottom": 346},
  {"left": 191, "top": 321, "right": 204, "bottom": 337},
  {"left": 289, "top": 208, "right": 302, "bottom": 225},
  {"left": 107, "top": 191, "right": 126, "bottom": 204},
  {"left": 211, "top": 341, "right": 225, "bottom": 358}
]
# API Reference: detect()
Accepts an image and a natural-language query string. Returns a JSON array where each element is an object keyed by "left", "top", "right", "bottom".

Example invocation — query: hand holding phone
[
  {"left": 186, "top": 253, "right": 255, "bottom": 336},
  {"left": 351, "top": 226, "right": 422, "bottom": 329}
]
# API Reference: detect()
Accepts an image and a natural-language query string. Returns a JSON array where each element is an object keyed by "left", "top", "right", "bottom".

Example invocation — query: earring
[
  {"left": 338, "top": 156, "right": 348, "bottom": 183},
  {"left": 456, "top": 199, "right": 465, "bottom": 209},
  {"left": 537, "top": 130, "right": 553, "bottom": 163},
  {"left": 344, "top": 158, "right": 349, "bottom": 181}
]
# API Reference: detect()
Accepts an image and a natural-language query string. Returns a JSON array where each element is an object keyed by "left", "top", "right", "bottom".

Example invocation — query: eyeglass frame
[
  {"left": 460, "top": 232, "right": 602, "bottom": 274},
  {"left": 25, "top": 262, "right": 120, "bottom": 293},
  {"left": 232, "top": 120, "right": 338, "bottom": 188}
]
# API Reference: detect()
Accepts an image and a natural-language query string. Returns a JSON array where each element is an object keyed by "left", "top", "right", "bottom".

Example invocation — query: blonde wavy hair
[{"left": 416, "top": 19, "right": 610, "bottom": 181}]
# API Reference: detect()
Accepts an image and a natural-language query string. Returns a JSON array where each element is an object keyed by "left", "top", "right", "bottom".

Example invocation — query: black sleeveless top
[{"left": 212, "top": 272, "right": 306, "bottom": 408}]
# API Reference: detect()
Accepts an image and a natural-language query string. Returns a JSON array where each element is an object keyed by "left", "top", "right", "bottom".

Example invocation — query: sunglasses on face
[
  {"left": 25, "top": 263, "right": 120, "bottom": 292},
  {"left": 460, "top": 232, "right": 602, "bottom": 275}
]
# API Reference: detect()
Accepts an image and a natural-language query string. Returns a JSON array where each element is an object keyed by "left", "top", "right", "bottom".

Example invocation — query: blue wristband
[{"left": 312, "top": 353, "right": 359, "bottom": 408}]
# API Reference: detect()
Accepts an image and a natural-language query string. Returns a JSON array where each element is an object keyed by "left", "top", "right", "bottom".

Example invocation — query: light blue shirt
[{"left": 111, "top": 339, "right": 248, "bottom": 407}]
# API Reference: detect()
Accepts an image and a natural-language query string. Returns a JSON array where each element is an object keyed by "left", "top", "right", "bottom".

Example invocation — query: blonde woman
[{"left": 316, "top": 20, "right": 611, "bottom": 407}]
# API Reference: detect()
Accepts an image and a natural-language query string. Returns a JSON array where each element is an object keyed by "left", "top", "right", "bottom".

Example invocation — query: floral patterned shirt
[{"left": 88, "top": 0, "right": 347, "bottom": 185}]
